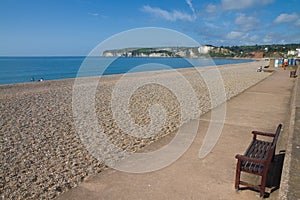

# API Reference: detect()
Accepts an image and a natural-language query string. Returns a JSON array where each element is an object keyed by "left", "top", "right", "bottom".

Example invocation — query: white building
[
  {"left": 296, "top": 49, "right": 300, "bottom": 57},
  {"left": 288, "top": 50, "right": 297, "bottom": 56}
]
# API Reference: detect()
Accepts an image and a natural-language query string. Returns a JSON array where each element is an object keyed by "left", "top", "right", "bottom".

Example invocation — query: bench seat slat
[
  {"left": 245, "top": 140, "right": 272, "bottom": 160},
  {"left": 241, "top": 140, "right": 272, "bottom": 174}
]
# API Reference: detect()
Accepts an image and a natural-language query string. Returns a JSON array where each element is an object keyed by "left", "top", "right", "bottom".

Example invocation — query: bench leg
[
  {"left": 235, "top": 161, "right": 241, "bottom": 190},
  {"left": 260, "top": 173, "right": 267, "bottom": 197}
]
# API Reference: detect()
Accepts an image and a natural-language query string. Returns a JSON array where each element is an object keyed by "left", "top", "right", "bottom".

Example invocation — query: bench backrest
[
  {"left": 266, "top": 124, "right": 282, "bottom": 164},
  {"left": 271, "top": 124, "right": 282, "bottom": 149}
]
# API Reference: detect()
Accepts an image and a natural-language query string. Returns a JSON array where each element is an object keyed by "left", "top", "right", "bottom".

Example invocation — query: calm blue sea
[{"left": 0, "top": 57, "right": 253, "bottom": 85}]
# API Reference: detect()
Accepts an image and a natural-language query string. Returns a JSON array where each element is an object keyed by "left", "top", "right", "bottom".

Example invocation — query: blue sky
[{"left": 1, "top": 0, "right": 300, "bottom": 56}]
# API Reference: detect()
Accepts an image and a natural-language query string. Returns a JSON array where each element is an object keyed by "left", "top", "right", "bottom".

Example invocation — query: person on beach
[
  {"left": 283, "top": 60, "right": 288, "bottom": 69},
  {"left": 257, "top": 66, "right": 262, "bottom": 72}
]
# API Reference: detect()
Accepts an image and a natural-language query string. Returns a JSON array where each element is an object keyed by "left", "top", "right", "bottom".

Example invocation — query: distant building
[
  {"left": 296, "top": 49, "right": 300, "bottom": 57},
  {"left": 288, "top": 49, "right": 300, "bottom": 57},
  {"left": 288, "top": 50, "right": 297, "bottom": 56}
]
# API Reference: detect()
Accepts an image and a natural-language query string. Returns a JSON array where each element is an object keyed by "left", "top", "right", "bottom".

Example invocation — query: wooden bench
[
  {"left": 290, "top": 70, "right": 297, "bottom": 78},
  {"left": 235, "top": 124, "right": 282, "bottom": 197}
]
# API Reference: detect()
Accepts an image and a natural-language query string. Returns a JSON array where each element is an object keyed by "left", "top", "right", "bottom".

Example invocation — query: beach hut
[
  {"left": 274, "top": 59, "right": 279, "bottom": 68},
  {"left": 278, "top": 59, "right": 283, "bottom": 68},
  {"left": 269, "top": 59, "right": 275, "bottom": 67},
  {"left": 291, "top": 58, "right": 296, "bottom": 66}
]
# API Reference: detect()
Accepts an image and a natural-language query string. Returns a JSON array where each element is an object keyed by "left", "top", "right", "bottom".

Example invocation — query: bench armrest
[
  {"left": 235, "top": 154, "right": 265, "bottom": 165},
  {"left": 252, "top": 131, "right": 275, "bottom": 140}
]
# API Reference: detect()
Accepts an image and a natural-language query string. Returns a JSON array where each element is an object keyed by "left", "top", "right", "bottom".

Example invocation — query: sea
[{"left": 0, "top": 57, "right": 254, "bottom": 85}]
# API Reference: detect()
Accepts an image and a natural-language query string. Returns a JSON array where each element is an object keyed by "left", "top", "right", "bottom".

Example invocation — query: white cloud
[
  {"left": 204, "top": 22, "right": 220, "bottom": 29},
  {"left": 206, "top": 3, "right": 218, "bottom": 13},
  {"left": 295, "top": 19, "right": 300, "bottom": 26},
  {"left": 235, "top": 14, "right": 259, "bottom": 31},
  {"left": 249, "top": 35, "right": 259, "bottom": 42},
  {"left": 222, "top": 0, "right": 274, "bottom": 10},
  {"left": 142, "top": 5, "right": 196, "bottom": 22},
  {"left": 186, "top": 0, "right": 195, "bottom": 15},
  {"left": 88, "top": 12, "right": 99, "bottom": 16},
  {"left": 225, "top": 31, "right": 247, "bottom": 39},
  {"left": 261, "top": 32, "right": 286, "bottom": 44},
  {"left": 274, "top": 13, "right": 299, "bottom": 23},
  {"left": 262, "top": 34, "right": 273, "bottom": 43}
]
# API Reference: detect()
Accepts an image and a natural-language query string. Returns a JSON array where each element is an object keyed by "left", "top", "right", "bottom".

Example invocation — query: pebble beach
[{"left": 1, "top": 60, "right": 271, "bottom": 199}]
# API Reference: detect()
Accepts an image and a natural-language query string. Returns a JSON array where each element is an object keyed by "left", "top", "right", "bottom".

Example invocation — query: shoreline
[
  {"left": 0, "top": 57, "right": 256, "bottom": 86},
  {"left": 1, "top": 60, "right": 270, "bottom": 199},
  {"left": 0, "top": 59, "right": 260, "bottom": 88}
]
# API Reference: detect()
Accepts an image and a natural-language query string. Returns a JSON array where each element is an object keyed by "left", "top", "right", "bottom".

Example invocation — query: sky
[{"left": 1, "top": 0, "right": 300, "bottom": 56}]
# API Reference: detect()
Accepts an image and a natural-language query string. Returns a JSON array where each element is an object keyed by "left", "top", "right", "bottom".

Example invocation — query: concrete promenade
[
  {"left": 58, "top": 69, "right": 297, "bottom": 200},
  {"left": 280, "top": 67, "right": 300, "bottom": 200}
]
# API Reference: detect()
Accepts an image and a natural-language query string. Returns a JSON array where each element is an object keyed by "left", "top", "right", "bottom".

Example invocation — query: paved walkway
[
  {"left": 58, "top": 69, "right": 295, "bottom": 200},
  {"left": 280, "top": 68, "right": 300, "bottom": 200}
]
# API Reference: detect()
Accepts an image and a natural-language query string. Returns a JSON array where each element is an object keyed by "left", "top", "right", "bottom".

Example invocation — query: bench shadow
[
  {"left": 265, "top": 151, "right": 285, "bottom": 198},
  {"left": 237, "top": 151, "right": 285, "bottom": 198}
]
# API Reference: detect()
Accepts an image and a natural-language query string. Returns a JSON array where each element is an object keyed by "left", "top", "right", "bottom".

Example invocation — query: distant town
[{"left": 102, "top": 44, "right": 300, "bottom": 59}]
